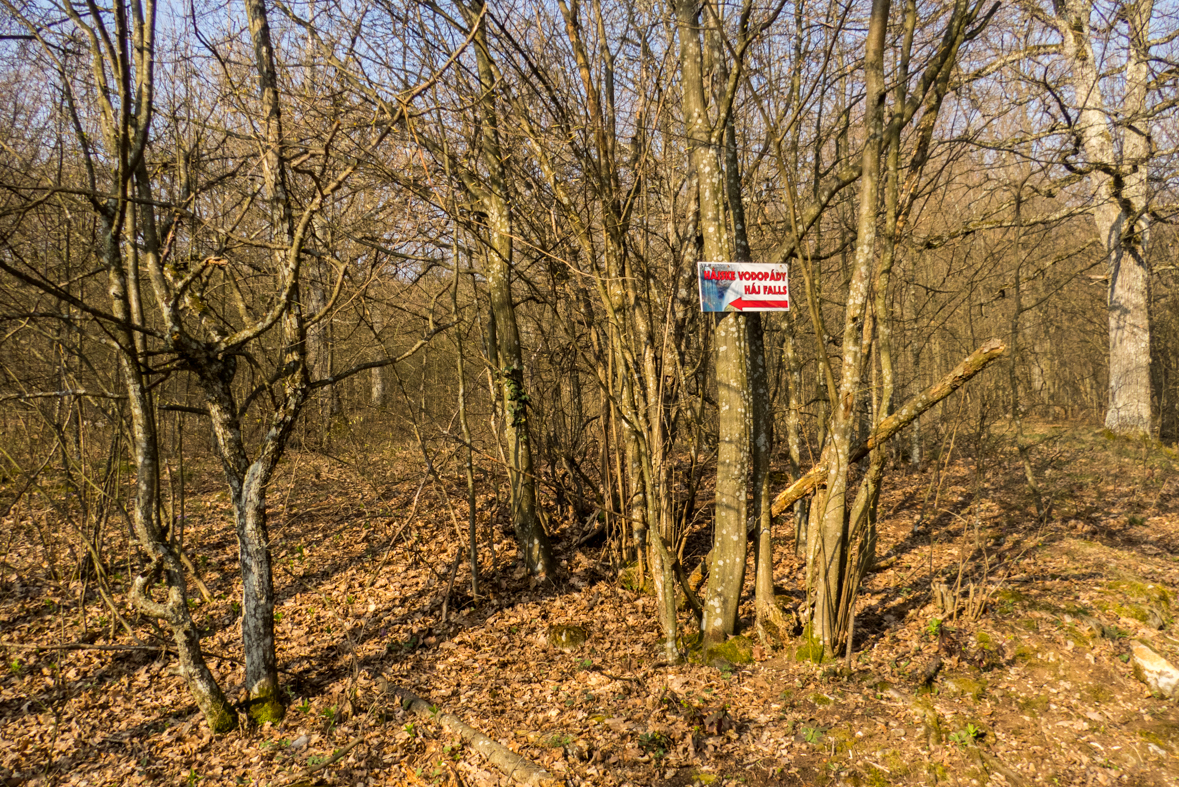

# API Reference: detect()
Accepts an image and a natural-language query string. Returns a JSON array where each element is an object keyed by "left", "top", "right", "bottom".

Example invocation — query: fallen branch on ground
[{"left": 386, "top": 685, "right": 563, "bottom": 786}]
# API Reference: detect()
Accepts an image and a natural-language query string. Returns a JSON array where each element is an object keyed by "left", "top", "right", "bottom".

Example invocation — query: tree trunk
[
  {"left": 237, "top": 469, "right": 282, "bottom": 722},
  {"left": 1051, "top": 0, "right": 1154, "bottom": 435},
  {"left": 200, "top": 367, "right": 290, "bottom": 725},
  {"left": 239, "top": 0, "right": 307, "bottom": 723},
  {"left": 371, "top": 366, "right": 386, "bottom": 408},
  {"left": 809, "top": 0, "right": 891, "bottom": 656},
  {"left": 467, "top": 4, "right": 554, "bottom": 577},
  {"left": 706, "top": 312, "right": 750, "bottom": 647},
  {"left": 782, "top": 313, "right": 808, "bottom": 556},
  {"left": 750, "top": 314, "right": 788, "bottom": 642},
  {"left": 674, "top": 0, "right": 749, "bottom": 652},
  {"left": 105, "top": 217, "right": 236, "bottom": 733},
  {"left": 71, "top": 0, "right": 239, "bottom": 727}
]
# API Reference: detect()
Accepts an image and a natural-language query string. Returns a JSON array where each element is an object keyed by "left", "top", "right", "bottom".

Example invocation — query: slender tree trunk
[
  {"left": 782, "top": 313, "right": 808, "bottom": 556},
  {"left": 706, "top": 313, "right": 750, "bottom": 647},
  {"left": 906, "top": 279, "right": 922, "bottom": 465},
  {"left": 834, "top": 2, "right": 916, "bottom": 641},
  {"left": 674, "top": 0, "right": 749, "bottom": 650},
  {"left": 750, "top": 315, "right": 788, "bottom": 641},
  {"left": 809, "top": 0, "right": 890, "bottom": 655},
  {"left": 69, "top": 0, "right": 239, "bottom": 728},
  {"left": 716, "top": 26, "right": 786, "bottom": 641},
  {"left": 453, "top": 238, "right": 479, "bottom": 597},
  {"left": 371, "top": 366, "right": 386, "bottom": 408},
  {"left": 239, "top": 0, "right": 313, "bottom": 722},
  {"left": 466, "top": 4, "right": 554, "bottom": 576}
]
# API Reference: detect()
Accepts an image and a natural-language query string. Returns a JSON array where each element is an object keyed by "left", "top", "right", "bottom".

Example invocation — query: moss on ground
[
  {"left": 1107, "top": 579, "right": 1172, "bottom": 610},
  {"left": 1094, "top": 577, "right": 1173, "bottom": 627},
  {"left": 795, "top": 625, "right": 826, "bottom": 664},
  {"left": 1013, "top": 640, "right": 1036, "bottom": 663},
  {"left": 617, "top": 564, "right": 652, "bottom": 595},
  {"left": 703, "top": 635, "right": 754, "bottom": 667},
  {"left": 1062, "top": 624, "right": 1094, "bottom": 649},
  {"left": 1016, "top": 693, "right": 1049, "bottom": 713},
  {"left": 1136, "top": 722, "right": 1179, "bottom": 754},
  {"left": 1081, "top": 682, "right": 1113, "bottom": 704},
  {"left": 881, "top": 749, "right": 913, "bottom": 779},
  {"left": 547, "top": 624, "right": 588, "bottom": 650},
  {"left": 944, "top": 675, "right": 987, "bottom": 702}
]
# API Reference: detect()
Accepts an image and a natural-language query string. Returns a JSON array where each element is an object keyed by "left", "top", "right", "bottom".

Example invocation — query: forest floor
[{"left": 2, "top": 423, "right": 1179, "bottom": 786}]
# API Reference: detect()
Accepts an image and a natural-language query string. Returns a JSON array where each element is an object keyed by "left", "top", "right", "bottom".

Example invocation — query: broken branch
[{"left": 771, "top": 338, "right": 1007, "bottom": 516}]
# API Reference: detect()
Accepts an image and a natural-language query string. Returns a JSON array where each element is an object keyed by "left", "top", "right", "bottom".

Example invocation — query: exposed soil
[{"left": 2, "top": 426, "right": 1178, "bottom": 786}]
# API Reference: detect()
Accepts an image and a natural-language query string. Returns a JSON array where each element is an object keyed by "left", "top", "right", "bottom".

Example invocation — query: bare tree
[{"left": 0, "top": 0, "right": 237, "bottom": 731}]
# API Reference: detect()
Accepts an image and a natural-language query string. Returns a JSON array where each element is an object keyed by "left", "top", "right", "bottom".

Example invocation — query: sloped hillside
[{"left": 1, "top": 427, "right": 1177, "bottom": 786}]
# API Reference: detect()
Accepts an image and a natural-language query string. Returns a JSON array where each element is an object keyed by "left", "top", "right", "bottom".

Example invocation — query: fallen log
[
  {"left": 770, "top": 338, "right": 1007, "bottom": 517},
  {"left": 390, "top": 686, "right": 563, "bottom": 786}
]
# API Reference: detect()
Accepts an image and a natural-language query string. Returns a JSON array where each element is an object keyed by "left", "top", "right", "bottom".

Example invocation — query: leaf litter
[{"left": 1, "top": 426, "right": 1177, "bottom": 786}]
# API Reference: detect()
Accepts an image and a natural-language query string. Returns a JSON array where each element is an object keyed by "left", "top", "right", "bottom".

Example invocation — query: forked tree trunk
[
  {"left": 65, "top": 0, "right": 238, "bottom": 730},
  {"left": 1050, "top": 0, "right": 1154, "bottom": 435},
  {"left": 834, "top": 1, "right": 915, "bottom": 641},
  {"left": 104, "top": 221, "right": 236, "bottom": 733},
  {"left": 809, "top": 0, "right": 891, "bottom": 656}
]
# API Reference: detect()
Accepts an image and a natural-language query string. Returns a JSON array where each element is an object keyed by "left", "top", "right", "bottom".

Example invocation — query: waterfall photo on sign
[{"left": 697, "top": 262, "right": 790, "bottom": 312}]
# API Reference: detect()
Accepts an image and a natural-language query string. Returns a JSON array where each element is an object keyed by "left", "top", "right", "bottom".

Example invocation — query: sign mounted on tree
[{"left": 698, "top": 262, "right": 789, "bottom": 312}]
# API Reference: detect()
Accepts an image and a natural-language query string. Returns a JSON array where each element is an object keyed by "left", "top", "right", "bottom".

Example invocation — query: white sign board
[{"left": 698, "top": 262, "right": 790, "bottom": 312}]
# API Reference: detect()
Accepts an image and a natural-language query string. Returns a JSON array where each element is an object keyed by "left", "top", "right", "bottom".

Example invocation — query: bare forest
[{"left": 1, "top": 0, "right": 1178, "bottom": 784}]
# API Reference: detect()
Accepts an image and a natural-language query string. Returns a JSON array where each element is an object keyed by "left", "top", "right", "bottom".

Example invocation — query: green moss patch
[
  {"left": 703, "top": 635, "right": 754, "bottom": 667},
  {"left": 1135, "top": 721, "right": 1179, "bottom": 754},
  {"left": 944, "top": 675, "right": 987, "bottom": 702},
  {"left": 547, "top": 624, "right": 588, "bottom": 650},
  {"left": 1107, "top": 579, "right": 1172, "bottom": 611},
  {"left": 795, "top": 626, "right": 826, "bottom": 664},
  {"left": 617, "top": 565, "right": 651, "bottom": 594},
  {"left": 246, "top": 685, "right": 285, "bottom": 726},
  {"left": 1016, "top": 693, "right": 1049, "bottom": 713}
]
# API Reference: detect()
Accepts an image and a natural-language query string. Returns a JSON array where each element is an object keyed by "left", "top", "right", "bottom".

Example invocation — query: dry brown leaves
[{"left": 1, "top": 426, "right": 1178, "bottom": 786}]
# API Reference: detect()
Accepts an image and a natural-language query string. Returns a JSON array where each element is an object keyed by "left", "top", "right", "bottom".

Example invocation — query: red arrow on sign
[{"left": 728, "top": 297, "right": 789, "bottom": 311}]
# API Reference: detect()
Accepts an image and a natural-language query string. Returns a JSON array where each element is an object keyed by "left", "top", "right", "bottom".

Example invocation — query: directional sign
[{"left": 698, "top": 262, "right": 789, "bottom": 312}]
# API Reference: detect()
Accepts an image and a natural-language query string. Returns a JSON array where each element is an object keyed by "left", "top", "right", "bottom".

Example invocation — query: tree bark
[
  {"left": 1049, "top": 0, "right": 1154, "bottom": 435},
  {"left": 50, "top": 0, "right": 238, "bottom": 734},
  {"left": 809, "top": 0, "right": 891, "bottom": 656},
  {"left": 111, "top": 221, "right": 237, "bottom": 733},
  {"left": 750, "top": 314, "right": 789, "bottom": 641},
  {"left": 674, "top": 0, "right": 750, "bottom": 650},
  {"left": 466, "top": 2, "right": 554, "bottom": 577},
  {"left": 238, "top": 0, "right": 311, "bottom": 723}
]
